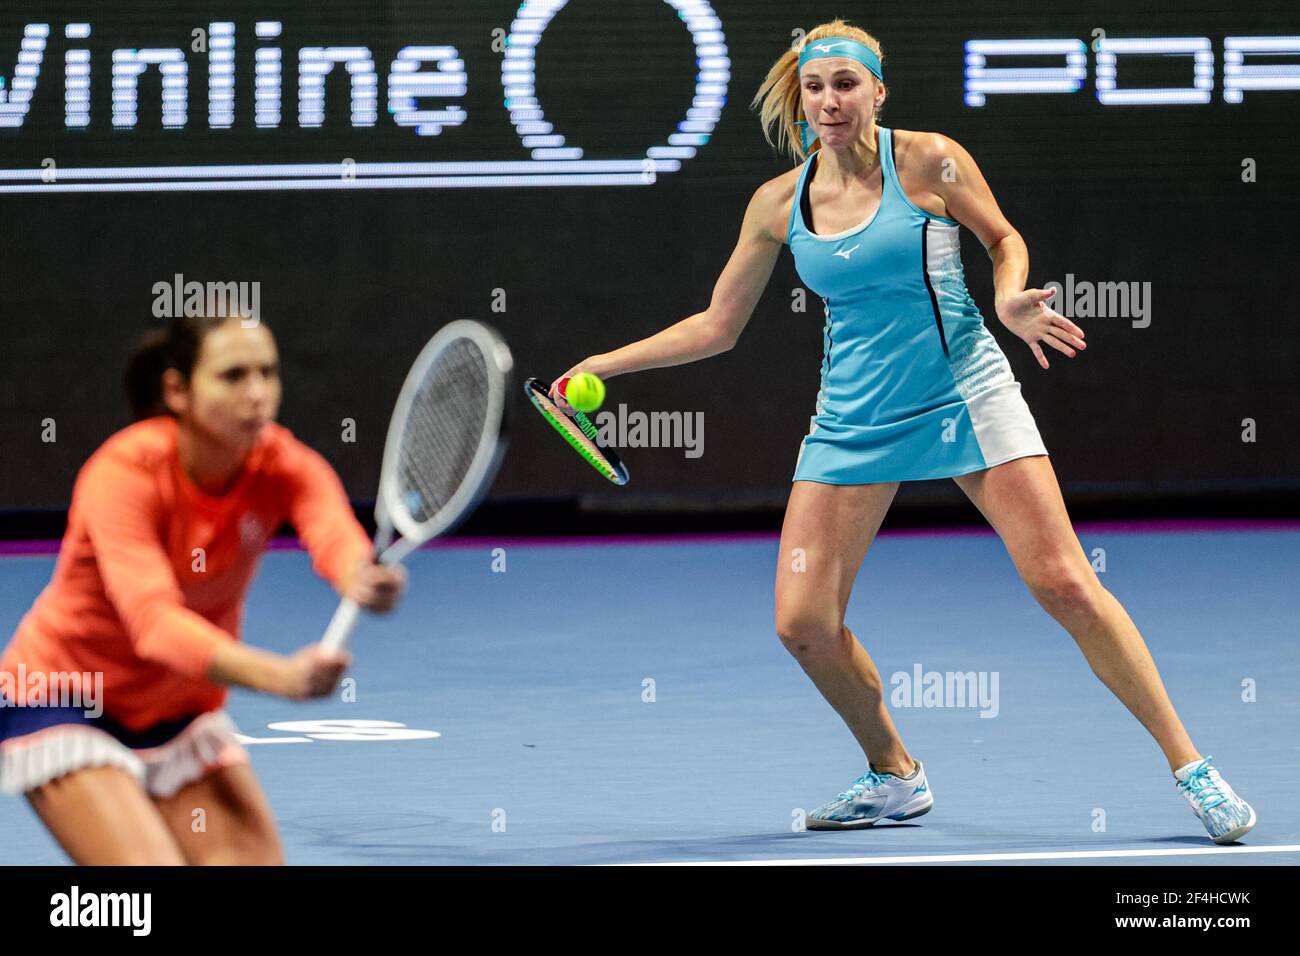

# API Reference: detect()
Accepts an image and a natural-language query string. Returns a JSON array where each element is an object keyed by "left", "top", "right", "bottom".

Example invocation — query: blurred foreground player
[{"left": 0, "top": 314, "right": 405, "bottom": 864}]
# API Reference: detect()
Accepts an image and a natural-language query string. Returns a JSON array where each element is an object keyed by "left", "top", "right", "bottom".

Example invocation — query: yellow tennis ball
[{"left": 565, "top": 372, "right": 605, "bottom": 412}]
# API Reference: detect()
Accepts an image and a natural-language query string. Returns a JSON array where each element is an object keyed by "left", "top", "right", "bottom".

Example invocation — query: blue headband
[
  {"left": 795, "top": 38, "right": 883, "bottom": 150},
  {"left": 798, "top": 38, "right": 883, "bottom": 81}
]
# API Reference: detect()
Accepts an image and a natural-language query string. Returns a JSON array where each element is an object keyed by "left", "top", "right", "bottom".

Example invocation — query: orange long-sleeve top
[{"left": 1, "top": 416, "right": 372, "bottom": 731}]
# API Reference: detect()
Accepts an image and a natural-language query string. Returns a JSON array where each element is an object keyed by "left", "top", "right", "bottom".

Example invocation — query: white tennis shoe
[
  {"left": 1175, "top": 756, "right": 1257, "bottom": 844},
  {"left": 806, "top": 760, "right": 933, "bottom": 830}
]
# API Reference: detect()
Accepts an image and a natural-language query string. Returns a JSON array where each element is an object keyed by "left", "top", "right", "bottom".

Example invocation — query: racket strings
[
  {"left": 533, "top": 391, "right": 614, "bottom": 467},
  {"left": 396, "top": 338, "right": 491, "bottom": 525}
]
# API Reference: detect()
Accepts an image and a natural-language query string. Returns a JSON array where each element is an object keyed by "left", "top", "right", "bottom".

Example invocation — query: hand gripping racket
[
  {"left": 321, "top": 320, "right": 514, "bottom": 652},
  {"left": 524, "top": 377, "right": 628, "bottom": 485}
]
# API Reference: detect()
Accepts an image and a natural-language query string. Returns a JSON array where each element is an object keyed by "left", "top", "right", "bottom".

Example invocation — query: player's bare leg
[
  {"left": 28, "top": 765, "right": 187, "bottom": 865},
  {"left": 953, "top": 455, "right": 1255, "bottom": 843},
  {"left": 775, "top": 479, "right": 912, "bottom": 775},
  {"left": 154, "top": 763, "right": 285, "bottom": 865},
  {"left": 953, "top": 455, "right": 1198, "bottom": 768}
]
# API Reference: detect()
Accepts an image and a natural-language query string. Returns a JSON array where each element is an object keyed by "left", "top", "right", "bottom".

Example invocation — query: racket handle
[{"left": 320, "top": 597, "right": 362, "bottom": 653}]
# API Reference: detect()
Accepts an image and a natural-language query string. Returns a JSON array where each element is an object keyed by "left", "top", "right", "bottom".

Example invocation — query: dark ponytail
[{"left": 124, "top": 314, "right": 239, "bottom": 421}]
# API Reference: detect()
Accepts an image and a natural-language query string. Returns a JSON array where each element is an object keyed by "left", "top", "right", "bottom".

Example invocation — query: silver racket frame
[{"left": 321, "top": 320, "right": 513, "bottom": 652}]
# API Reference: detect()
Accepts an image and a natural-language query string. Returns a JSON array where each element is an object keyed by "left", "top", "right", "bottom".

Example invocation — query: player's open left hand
[
  {"left": 995, "top": 288, "right": 1086, "bottom": 370},
  {"left": 342, "top": 557, "right": 407, "bottom": 613}
]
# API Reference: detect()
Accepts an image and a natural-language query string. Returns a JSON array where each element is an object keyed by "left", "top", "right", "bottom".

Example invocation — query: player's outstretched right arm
[{"left": 550, "top": 180, "right": 786, "bottom": 408}]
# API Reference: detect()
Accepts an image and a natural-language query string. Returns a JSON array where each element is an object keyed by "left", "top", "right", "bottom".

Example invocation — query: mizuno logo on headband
[{"left": 797, "top": 37, "right": 884, "bottom": 83}]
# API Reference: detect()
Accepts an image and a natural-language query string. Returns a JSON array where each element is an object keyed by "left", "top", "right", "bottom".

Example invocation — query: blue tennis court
[{"left": 3, "top": 523, "right": 1295, "bottom": 866}]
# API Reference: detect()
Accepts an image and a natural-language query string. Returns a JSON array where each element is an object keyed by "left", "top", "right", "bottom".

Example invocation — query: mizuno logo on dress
[{"left": 833, "top": 243, "right": 861, "bottom": 260}]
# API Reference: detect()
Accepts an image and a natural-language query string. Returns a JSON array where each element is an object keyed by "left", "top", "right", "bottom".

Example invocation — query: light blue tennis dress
[{"left": 788, "top": 127, "right": 1047, "bottom": 484}]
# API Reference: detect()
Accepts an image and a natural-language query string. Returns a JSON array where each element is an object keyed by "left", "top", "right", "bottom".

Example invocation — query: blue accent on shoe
[
  {"left": 839, "top": 768, "right": 884, "bottom": 800},
  {"left": 1179, "top": 756, "right": 1226, "bottom": 810},
  {"left": 1176, "top": 755, "right": 1256, "bottom": 843},
  {"left": 888, "top": 803, "right": 933, "bottom": 822},
  {"left": 806, "top": 763, "right": 933, "bottom": 829}
]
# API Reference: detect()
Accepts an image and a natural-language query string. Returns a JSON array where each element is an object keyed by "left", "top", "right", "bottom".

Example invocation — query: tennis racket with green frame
[{"left": 524, "top": 377, "right": 628, "bottom": 485}]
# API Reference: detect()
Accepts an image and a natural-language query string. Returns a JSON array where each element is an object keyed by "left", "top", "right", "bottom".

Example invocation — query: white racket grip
[{"left": 320, "top": 597, "right": 362, "bottom": 653}]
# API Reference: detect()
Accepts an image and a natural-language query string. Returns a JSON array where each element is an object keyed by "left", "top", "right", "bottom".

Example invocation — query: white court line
[{"left": 624, "top": 845, "right": 1300, "bottom": 866}]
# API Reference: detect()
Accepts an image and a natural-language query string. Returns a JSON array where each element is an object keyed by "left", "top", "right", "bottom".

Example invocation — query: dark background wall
[{"left": 2, "top": 1, "right": 1297, "bottom": 526}]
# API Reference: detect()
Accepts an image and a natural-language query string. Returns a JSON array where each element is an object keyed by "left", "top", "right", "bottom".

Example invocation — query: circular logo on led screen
[{"left": 502, "top": 0, "right": 730, "bottom": 165}]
